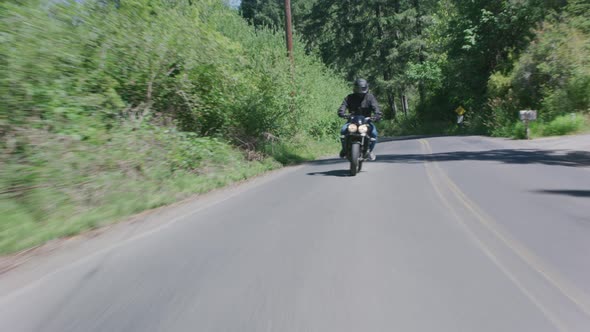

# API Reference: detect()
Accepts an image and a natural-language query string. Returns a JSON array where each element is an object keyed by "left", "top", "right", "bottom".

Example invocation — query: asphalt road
[{"left": 1, "top": 135, "right": 590, "bottom": 332}]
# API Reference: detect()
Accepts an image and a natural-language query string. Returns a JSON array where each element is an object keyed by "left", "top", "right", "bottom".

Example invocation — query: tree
[
  {"left": 241, "top": 0, "right": 571, "bottom": 125},
  {"left": 299, "top": 0, "right": 439, "bottom": 117},
  {"left": 437, "top": 0, "right": 565, "bottom": 114},
  {"left": 240, "top": 0, "right": 284, "bottom": 28}
]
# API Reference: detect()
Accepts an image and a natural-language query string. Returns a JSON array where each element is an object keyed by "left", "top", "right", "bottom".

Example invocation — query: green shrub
[
  {"left": 0, "top": 0, "right": 349, "bottom": 253},
  {"left": 1, "top": 0, "right": 347, "bottom": 142},
  {"left": 485, "top": 3, "right": 590, "bottom": 136},
  {"left": 537, "top": 114, "right": 586, "bottom": 136},
  {"left": 512, "top": 121, "right": 528, "bottom": 139}
]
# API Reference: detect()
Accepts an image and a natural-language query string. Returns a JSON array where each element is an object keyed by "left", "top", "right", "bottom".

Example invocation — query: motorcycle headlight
[
  {"left": 347, "top": 124, "right": 358, "bottom": 133},
  {"left": 358, "top": 124, "right": 369, "bottom": 134}
]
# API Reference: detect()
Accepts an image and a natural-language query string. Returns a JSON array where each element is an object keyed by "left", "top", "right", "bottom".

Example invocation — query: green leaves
[
  {"left": 406, "top": 61, "right": 443, "bottom": 90},
  {"left": 0, "top": 0, "right": 350, "bottom": 253},
  {"left": 1, "top": 0, "right": 348, "bottom": 150},
  {"left": 487, "top": 3, "right": 590, "bottom": 134}
]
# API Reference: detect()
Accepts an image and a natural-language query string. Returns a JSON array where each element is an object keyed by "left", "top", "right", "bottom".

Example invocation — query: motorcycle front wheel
[{"left": 349, "top": 143, "right": 360, "bottom": 176}]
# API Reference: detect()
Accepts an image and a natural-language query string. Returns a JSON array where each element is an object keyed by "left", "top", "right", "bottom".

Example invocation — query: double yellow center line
[{"left": 419, "top": 139, "right": 590, "bottom": 331}]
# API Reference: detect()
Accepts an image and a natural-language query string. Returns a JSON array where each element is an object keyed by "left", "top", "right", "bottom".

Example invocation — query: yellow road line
[
  {"left": 420, "top": 139, "right": 590, "bottom": 319},
  {"left": 419, "top": 139, "right": 571, "bottom": 331}
]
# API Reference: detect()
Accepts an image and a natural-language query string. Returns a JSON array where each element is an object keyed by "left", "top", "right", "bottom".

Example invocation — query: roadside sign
[
  {"left": 519, "top": 110, "right": 537, "bottom": 121},
  {"left": 455, "top": 106, "right": 466, "bottom": 116},
  {"left": 519, "top": 110, "right": 537, "bottom": 139}
]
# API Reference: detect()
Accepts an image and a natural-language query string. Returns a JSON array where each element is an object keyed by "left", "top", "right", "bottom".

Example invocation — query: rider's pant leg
[
  {"left": 369, "top": 124, "right": 378, "bottom": 151},
  {"left": 340, "top": 123, "right": 349, "bottom": 151}
]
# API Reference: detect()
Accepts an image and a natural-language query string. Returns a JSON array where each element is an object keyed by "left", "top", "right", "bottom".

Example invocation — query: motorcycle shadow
[{"left": 306, "top": 169, "right": 351, "bottom": 177}]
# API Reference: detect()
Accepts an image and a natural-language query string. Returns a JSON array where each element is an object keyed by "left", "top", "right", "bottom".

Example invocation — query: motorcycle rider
[{"left": 338, "top": 78, "right": 382, "bottom": 160}]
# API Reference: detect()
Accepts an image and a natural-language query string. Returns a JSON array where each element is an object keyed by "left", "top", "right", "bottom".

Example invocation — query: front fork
[{"left": 342, "top": 135, "right": 367, "bottom": 161}]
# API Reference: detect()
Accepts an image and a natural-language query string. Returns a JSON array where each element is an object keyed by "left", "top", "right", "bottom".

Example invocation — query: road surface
[{"left": 1, "top": 135, "right": 590, "bottom": 332}]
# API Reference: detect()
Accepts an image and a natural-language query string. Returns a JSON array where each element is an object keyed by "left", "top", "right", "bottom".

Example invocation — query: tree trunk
[
  {"left": 413, "top": 0, "right": 426, "bottom": 105},
  {"left": 402, "top": 93, "right": 409, "bottom": 116},
  {"left": 384, "top": 70, "right": 396, "bottom": 119},
  {"left": 394, "top": 0, "right": 401, "bottom": 39},
  {"left": 389, "top": 92, "right": 398, "bottom": 119},
  {"left": 375, "top": 3, "right": 396, "bottom": 119}
]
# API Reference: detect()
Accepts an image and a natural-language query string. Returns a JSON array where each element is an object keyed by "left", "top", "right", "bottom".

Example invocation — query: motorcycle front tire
[{"left": 349, "top": 143, "right": 360, "bottom": 176}]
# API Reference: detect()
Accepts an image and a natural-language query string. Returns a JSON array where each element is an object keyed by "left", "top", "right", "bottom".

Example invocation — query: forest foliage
[
  {"left": 0, "top": 0, "right": 348, "bottom": 253},
  {"left": 241, "top": 0, "right": 590, "bottom": 136}
]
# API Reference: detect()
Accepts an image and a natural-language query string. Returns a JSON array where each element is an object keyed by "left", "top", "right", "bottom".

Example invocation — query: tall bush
[
  {"left": 486, "top": 3, "right": 590, "bottom": 136},
  {"left": 1, "top": 0, "right": 348, "bottom": 144}
]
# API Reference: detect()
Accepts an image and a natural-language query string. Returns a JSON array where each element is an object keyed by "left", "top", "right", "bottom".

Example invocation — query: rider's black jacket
[{"left": 338, "top": 93, "right": 382, "bottom": 121}]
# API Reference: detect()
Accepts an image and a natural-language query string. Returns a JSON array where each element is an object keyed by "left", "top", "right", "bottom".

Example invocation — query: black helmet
[{"left": 353, "top": 78, "right": 369, "bottom": 94}]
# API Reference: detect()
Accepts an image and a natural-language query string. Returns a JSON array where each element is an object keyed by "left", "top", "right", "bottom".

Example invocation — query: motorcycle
[{"left": 342, "top": 115, "right": 373, "bottom": 176}]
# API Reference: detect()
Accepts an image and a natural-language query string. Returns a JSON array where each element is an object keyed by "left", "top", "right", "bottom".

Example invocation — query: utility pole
[
  {"left": 284, "top": 0, "right": 296, "bottom": 112},
  {"left": 284, "top": 0, "right": 294, "bottom": 63}
]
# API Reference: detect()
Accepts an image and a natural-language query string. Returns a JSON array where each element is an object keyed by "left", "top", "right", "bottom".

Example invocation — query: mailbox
[{"left": 519, "top": 110, "right": 537, "bottom": 121}]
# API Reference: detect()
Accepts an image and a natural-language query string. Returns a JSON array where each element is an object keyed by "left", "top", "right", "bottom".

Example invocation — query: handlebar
[{"left": 343, "top": 115, "right": 378, "bottom": 122}]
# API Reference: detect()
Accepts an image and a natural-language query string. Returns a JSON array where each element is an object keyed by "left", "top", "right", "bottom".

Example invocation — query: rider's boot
[
  {"left": 369, "top": 137, "right": 377, "bottom": 161},
  {"left": 369, "top": 151, "right": 376, "bottom": 161},
  {"left": 340, "top": 135, "right": 347, "bottom": 158}
]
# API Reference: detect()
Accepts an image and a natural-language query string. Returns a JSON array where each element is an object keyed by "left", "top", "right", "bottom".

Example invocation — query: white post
[{"left": 519, "top": 110, "right": 537, "bottom": 140}]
